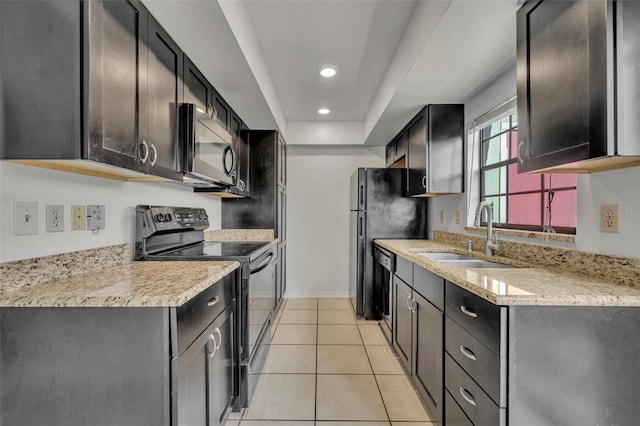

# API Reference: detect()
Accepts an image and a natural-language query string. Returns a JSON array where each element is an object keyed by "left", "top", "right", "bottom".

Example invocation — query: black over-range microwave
[{"left": 180, "top": 103, "right": 236, "bottom": 187}]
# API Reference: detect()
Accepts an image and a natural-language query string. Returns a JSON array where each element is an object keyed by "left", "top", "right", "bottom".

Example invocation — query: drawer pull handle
[
  {"left": 459, "top": 386, "right": 477, "bottom": 406},
  {"left": 207, "top": 296, "right": 220, "bottom": 307},
  {"left": 460, "top": 305, "right": 477, "bottom": 318},
  {"left": 460, "top": 345, "right": 477, "bottom": 361}
]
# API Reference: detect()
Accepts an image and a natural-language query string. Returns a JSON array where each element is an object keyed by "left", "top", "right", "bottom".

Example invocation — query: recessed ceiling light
[
  {"left": 319, "top": 66, "right": 337, "bottom": 78},
  {"left": 318, "top": 108, "right": 330, "bottom": 115}
]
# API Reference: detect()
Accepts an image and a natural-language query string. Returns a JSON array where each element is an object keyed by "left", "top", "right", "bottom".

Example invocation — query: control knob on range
[
  {"left": 164, "top": 213, "right": 172, "bottom": 222},
  {"left": 154, "top": 213, "right": 165, "bottom": 223}
]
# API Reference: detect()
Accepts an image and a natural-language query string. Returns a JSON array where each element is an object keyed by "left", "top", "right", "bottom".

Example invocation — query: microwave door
[{"left": 192, "top": 123, "right": 234, "bottom": 185}]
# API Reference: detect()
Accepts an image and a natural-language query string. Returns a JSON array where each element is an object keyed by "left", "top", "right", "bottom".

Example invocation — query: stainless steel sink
[
  {"left": 438, "top": 259, "right": 518, "bottom": 269},
  {"left": 417, "top": 252, "right": 477, "bottom": 261}
]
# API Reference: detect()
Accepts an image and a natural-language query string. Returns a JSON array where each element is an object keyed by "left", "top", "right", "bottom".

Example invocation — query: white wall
[
  {"left": 576, "top": 167, "right": 640, "bottom": 257},
  {"left": 286, "top": 146, "right": 384, "bottom": 298},
  {"left": 0, "top": 162, "right": 222, "bottom": 262}
]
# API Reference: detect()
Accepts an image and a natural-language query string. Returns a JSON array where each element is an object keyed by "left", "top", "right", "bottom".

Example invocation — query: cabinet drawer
[
  {"left": 176, "top": 272, "right": 235, "bottom": 355},
  {"left": 414, "top": 265, "right": 444, "bottom": 310},
  {"left": 445, "top": 389, "right": 474, "bottom": 426},
  {"left": 445, "top": 316, "right": 506, "bottom": 407},
  {"left": 445, "top": 354, "right": 506, "bottom": 426},
  {"left": 396, "top": 256, "right": 413, "bottom": 285},
  {"left": 445, "top": 281, "right": 506, "bottom": 354}
]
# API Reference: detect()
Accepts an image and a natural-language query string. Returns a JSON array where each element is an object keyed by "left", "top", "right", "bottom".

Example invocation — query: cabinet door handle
[
  {"left": 517, "top": 140, "right": 526, "bottom": 164},
  {"left": 139, "top": 140, "right": 149, "bottom": 164},
  {"left": 149, "top": 144, "right": 158, "bottom": 166},
  {"left": 406, "top": 294, "right": 412, "bottom": 311},
  {"left": 206, "top": 334, "right": 217, "bottom": 359},
  {"left": 459, "top": 386, "right": 477, "bottom": 406},
  {"left": 207, "top": 296, "right": 220, "bottom": 307},
  {"left": 460, "top": 345, "right": 477, "bottom": 361},
  {"left": 410, "top": 298, "right": 417, "bottom": 314},
  {"left": 460, "top": 305, "right": 478, "bottom": 318},
  {"left": 214, "top": 327, "right": 222, "bottom": 351},
  {"left": 421, "top": 176, "right": 427, "bottom": 189}
]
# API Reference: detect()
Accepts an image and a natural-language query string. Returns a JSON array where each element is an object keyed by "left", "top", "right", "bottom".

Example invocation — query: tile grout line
[
  {"left": 314, "top": 299, "right": 319, "bottom": 423},
  {"left": 354, "top": 308, "right": 393, "bottom": 425}
]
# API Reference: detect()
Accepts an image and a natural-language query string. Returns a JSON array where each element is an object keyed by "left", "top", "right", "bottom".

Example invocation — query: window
[{"left": 479, "top": 113, "right": 577, "bottom": 234}]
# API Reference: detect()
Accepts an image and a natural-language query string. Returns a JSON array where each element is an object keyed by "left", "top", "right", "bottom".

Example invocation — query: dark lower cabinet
[
  {"left": 177, "top": 303, "right": 235, "bottom": 426},
  {"left": 412, "top": 291, "right": 443, "bottom": 422},
  {"left": 393, "top": 275, "right": 413, "bottom": 373},
  {"left": 0, "top": 274, "right": 239, "bottom": 426},
  {"left": 445, "top": 390, "right": 473, "bottom": 426},
  {"left": 392, "top": 262, "right": 445, "bottom": 424}
]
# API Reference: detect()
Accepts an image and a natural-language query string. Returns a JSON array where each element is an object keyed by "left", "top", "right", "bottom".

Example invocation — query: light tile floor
[{"left": 225, "top": 298, "right": 434, "bottom": 426}]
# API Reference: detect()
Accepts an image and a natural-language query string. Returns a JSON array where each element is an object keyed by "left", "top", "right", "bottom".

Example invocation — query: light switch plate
[
  {"left": 600, "top": 204, "right": 620, "bottom": 233},
  {"left": 440, "top": 209, "right": 446, "bottom": 224},
  {"left": 455, "top": 210, "right": 461, "bottom": 225},
  {"left": 71, "top": 205, "right": 86, "bottom": 231},
  {"left": 13, "top": 202, "right": 39, "bottom": 236},
  {"left": 87, "top": 205, "right": 105, "bottom": 232}
]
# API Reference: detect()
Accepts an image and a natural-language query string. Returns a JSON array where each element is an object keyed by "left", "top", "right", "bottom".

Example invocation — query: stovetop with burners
[
  {"left": 153, "top": 241, "right": 271, "bottom": 260},
  {"left": 134, "top": 205, "right": 273, "bottom": 262}
]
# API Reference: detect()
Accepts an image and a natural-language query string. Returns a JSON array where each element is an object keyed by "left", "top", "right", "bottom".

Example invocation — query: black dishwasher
[{"left": 373, "top": 245, "right": 395, "bottom": 342}]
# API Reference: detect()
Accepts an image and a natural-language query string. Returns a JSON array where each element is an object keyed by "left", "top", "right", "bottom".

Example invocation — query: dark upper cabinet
[
  {"left": 213, "top": 90, "right": 231, "bottom": 131},
  {"left": 277, "top": 134, "right": 287, "bottom": 188},
  {"left": 405, "top": 104, "right": 464, "bottom": 197},
  {"left": 1, "top": 0, "right": 82, "bottom": 160},
  {"left": 230, "top": 111, "right": 250, "bottom": 197},
  {"left": 385, "top": 132, "right": 407, "bottom": 168},
  {"left": 144, "top": 15, "right": 183, "bottom": 179},
  {"left": 184, "top": 59, "right": 250, "bottom": 197},
  {"left": 87, "top": 0, "right": 147, "bottom": 172},
  {"left": 222, "top": 130, "right": 285, "bottom": 236},
  {"left": 1, "top": 0, "right": 183, "bottom": 181},
  {"left": 517, "top": 0, "right": 640, "bottom": 173},
  {"left": 184, "top": 56, "right": 213, "bottom": 114}
]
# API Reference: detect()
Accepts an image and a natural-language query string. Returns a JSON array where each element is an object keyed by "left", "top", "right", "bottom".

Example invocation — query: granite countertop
[
  {"left": 0, "top": 261, "right": 239, "bottom": 308},
  {"left": 375, "top": 239, "right": 640, "bottom": 307}
]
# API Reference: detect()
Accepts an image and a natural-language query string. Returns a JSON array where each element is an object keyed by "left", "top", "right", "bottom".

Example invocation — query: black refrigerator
[{"left": 349, "top": 168, "right": 428, "bottom": 319}]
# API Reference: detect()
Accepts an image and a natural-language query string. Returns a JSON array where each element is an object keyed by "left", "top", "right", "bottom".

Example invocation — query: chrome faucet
[{"left": 474, "top": 201, "right": 500, "bottom": 256}]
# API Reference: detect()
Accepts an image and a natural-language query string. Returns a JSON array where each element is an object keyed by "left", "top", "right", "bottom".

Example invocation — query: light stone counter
[
  {"left": 0, "top": 260, "right": 239, "bottom": 308},
  {"left": 375, "top": 239, "right": 640, "bottom": 307}
]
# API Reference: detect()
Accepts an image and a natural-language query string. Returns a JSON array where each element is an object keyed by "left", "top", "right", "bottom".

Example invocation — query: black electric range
[{"left": 134, "top": 205, "right": 276, "bottom": 410}]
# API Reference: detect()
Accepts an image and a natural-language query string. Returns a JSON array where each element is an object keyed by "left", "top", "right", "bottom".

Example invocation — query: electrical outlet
[
  {"left": 87, "top": 205, "right": 105, "bottom": 232},
  {"left": 13, "top": 202, "right": 39, "bottom": 236},
  {"left": 440, "top": 209, "right": 446, "bottom": 225},
  {"left": 71, "top": 205, "right": 86, "bottom": 230},
  {"left": 455, "top": 210, "right": 461, "bottom": 225},
  {"left": 45, "top": 204, "right": 65, "bottom": 233},
  {"left": 600, "top": 204, "right": 620, "bottom": 233}
]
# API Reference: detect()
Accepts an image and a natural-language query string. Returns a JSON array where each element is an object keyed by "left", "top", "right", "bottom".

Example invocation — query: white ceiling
[{"left": 144, "top": 0, "right": 518, "bottom": 145}]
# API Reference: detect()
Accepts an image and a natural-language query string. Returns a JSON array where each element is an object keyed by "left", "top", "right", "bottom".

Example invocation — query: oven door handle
[{"left": 250, "top": 252, "right": 275, "bottom": 274}]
